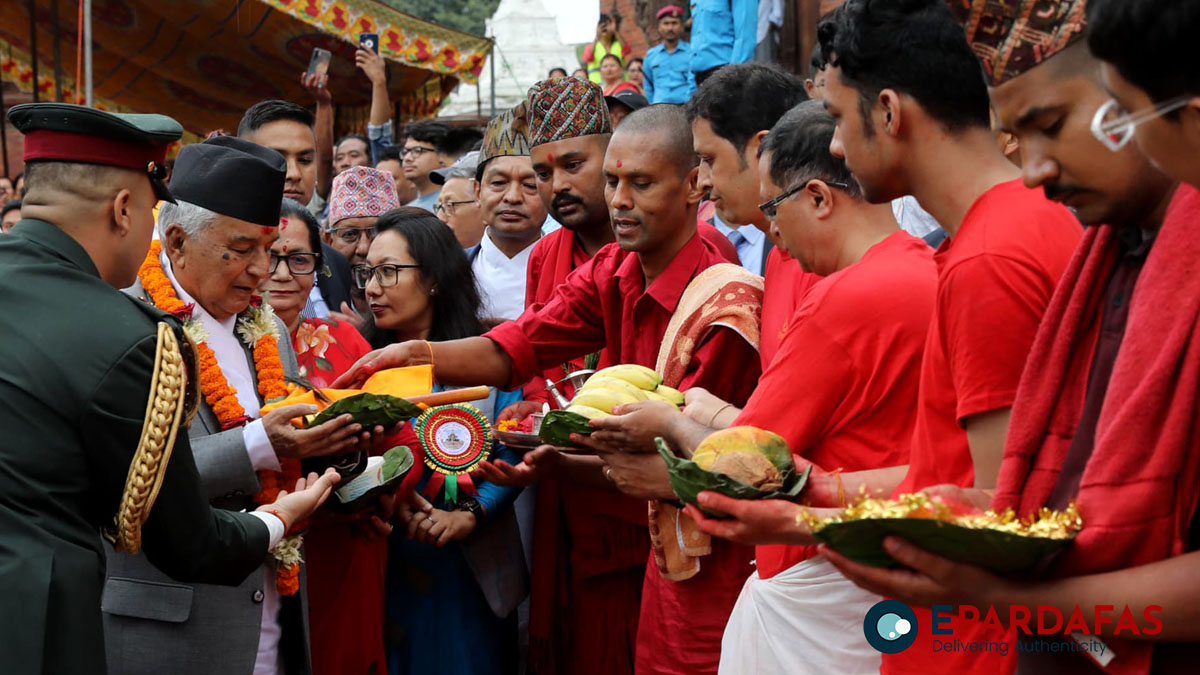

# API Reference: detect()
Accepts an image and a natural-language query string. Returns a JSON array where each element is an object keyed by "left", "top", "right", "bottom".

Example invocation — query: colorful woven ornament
[
  {"left": 526, "top": 76, "right": 613, "bottom": 147},
  {"left": 328, "top": 165, "right": 402, "bottom": 226},
  {"left": 477, "top": 101, "right": 533, "bottom": 178},
  {"left": 945, "top": 0, "right": 1089, "bottom": 86}
]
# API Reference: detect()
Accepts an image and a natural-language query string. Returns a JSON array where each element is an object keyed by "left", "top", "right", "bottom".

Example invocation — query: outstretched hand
[
  {"left": 588, "top": 400, "right": 682, "bottom": 453},
  {"left": 682, "top": 491, "right": 840, "bottom": 546},
  {"left": 331, "top": 340, "right": 431, "bottom": 389},
  {"left": 262, "top": 469, "right": 342, "bottom": 528},
  {"left": 822, "top": 537, "right": 1011, "bottom": 609},
  {"left": 300, "top": 71, "right": 331, "bottom": 104}
]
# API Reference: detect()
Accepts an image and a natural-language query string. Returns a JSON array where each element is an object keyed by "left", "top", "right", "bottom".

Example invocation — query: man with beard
[
  {"left": 478, "top": 76, "right": 653, "bottom": 675},
  {"left": 238, "top": 100, "right": 354, "bottom": 321},
  {"left": 470, "top": 104, "right": 548, "bottom": 322},
  {"left": 820, "top": 3, "right": 1200, "bottom": 674},
  {"left": 336, "top": 105, "right": 762, "bottom": 675}
]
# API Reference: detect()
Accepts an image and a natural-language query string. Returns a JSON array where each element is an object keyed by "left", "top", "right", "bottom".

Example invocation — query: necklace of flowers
[{"left": 138, "top": 240, "right": 304, "bottom": 596}]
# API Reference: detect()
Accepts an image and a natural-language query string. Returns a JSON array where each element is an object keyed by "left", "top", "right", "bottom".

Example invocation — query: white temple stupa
[{"left": 441, "top": 0, "right": 590, "bottom": 118}]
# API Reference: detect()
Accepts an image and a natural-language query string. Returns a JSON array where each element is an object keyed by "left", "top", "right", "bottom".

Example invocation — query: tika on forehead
[{"left": 945, "top": 0, "right": 1088, "bottom": 86}]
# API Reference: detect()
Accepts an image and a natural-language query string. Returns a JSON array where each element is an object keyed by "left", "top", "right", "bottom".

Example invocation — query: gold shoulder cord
[{"left": 112, "top": 322, "right": 189, "bottom": 554}]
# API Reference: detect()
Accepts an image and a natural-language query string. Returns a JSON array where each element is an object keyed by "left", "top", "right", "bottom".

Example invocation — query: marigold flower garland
[{"left": 139, "top": 241, "right": 303, "bottom": 595}]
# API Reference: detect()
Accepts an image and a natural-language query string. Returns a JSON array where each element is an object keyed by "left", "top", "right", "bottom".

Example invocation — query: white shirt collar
[{"left": 160, "top": 252, "right": 264, "bottom": 418}]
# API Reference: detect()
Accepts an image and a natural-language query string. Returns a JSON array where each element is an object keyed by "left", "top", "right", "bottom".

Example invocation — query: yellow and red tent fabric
[{"left": 1, "top": 0, "right": 490, "bottom": 134}]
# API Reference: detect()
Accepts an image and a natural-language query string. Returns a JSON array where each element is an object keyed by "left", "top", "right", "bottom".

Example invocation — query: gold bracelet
[
  {"left": 424, "top": 340, "right": 435, "bottom": 371},
  {"left": 707, "top": 403, "right": 733, "bottom": 428}
]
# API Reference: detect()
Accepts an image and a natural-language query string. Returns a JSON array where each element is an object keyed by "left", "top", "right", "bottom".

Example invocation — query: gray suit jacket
[{"left": 102, "top": 281, "right": 311, "bottom": 675}]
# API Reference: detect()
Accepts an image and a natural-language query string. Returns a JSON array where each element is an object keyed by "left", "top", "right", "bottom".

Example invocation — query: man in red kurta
[
  {"left": 487, "top": 76, "right": 648, "bottom": 675},
  {"left": 335, "top": 104, "right": 761, "bottom": 675}
]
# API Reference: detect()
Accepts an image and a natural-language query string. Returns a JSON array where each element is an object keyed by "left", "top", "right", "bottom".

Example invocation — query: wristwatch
[{"left": 457, "top": 498, "right": 485, "bottom": 521}]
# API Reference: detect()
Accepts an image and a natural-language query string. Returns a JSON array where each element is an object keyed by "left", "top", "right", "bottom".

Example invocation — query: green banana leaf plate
[
  {"left": 656, "top": 438, "right": 811, "bottom": 519},
  {"left": 328, "top": 446, "right": 414, "bottom": 514},
  {"left": 538, "top": 410, "right": 596, "bottom": 447},
  {"left": 306, "top": 392, "right": 423, "bottom": 429},
  {"left": 814, "top": 517, "right": 1073, "bottom": 573}
]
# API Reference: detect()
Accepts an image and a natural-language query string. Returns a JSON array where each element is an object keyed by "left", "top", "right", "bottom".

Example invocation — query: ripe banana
[
  {"left": 654, "top": 385, "right": 685, "bottom": 406},
  {"left": 579, "top": 377, "right": 649, "bottom": 400},
  {"left": 565, "top": 404, "right": 610, "bottom": 420},
  {"left": 570, "top": 388, "right": 641, "bottom": 414},
  {"left": 643, "top": 390, "right": 681, "bottom": 408},
  {"left": 592, "top": 364, "right": 663, "bottom": 391}
]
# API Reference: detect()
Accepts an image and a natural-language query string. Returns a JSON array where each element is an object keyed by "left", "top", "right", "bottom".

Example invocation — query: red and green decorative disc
[{"left": 415, "top": 404, "right": 492, "bottom": 475}]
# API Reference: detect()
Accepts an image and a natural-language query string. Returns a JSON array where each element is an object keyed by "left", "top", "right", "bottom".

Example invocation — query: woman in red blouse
[{"left": 262, "top": 198, "right": 383, "bottom": 675}]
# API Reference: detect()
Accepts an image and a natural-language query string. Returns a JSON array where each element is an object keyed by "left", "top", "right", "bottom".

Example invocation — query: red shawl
[{"left": 994, "top": 184, "right": 1200, "bottom": 674}]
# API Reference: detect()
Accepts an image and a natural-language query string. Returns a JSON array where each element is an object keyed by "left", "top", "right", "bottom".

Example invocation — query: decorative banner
[{"left": 416, "top": 403, "right": 491, "bottom": 505}]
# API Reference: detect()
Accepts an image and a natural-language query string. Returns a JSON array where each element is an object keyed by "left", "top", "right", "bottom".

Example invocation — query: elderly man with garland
[{"left": 102, "top": 135, "right": 383, "bottom": 675}]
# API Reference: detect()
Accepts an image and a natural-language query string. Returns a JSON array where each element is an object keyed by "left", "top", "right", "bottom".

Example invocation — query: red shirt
[
  {"left": 885, "top": 180, "right": 1081, "bottom": 675},
  {"left": 736, "top": 232, "right": 937, "bottom": 579},
  {"left": 760, "top": 246, "right": 821, "bottom": 368},
  {"left": 488, "top": 230, "right": 761, "bottom": 675}
]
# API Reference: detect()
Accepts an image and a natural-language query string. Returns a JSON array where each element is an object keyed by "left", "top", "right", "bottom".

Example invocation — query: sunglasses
[
  {"left": 1090, "top": 96, "right": 1192, "bottom": 152},
  {"left": 758, "top": 179, "right": 849, "bottom": 220}
]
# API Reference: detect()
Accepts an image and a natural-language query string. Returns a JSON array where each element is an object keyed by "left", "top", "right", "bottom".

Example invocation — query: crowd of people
[{"left": 3, "top": 0, "right": 1200, "bottom": 673}]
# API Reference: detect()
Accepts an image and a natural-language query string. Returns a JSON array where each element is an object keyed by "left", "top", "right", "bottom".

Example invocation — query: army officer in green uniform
[{"left": 0, "top": 103, "right": 340, "bottom": 674}]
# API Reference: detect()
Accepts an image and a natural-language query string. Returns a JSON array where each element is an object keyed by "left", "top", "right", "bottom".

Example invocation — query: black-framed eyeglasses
[
  {"left": 269, "top": 251, "right": 321, "bottom": 276},
  {"left": 402, "top": 145, "right": 436, "bottom": 159},
  {"left": 434, "top": 199, "right": 476, "bottom": 216},
  {"left": 329, "top": 225, "right": 378, "bottom": 245},
  {"left": 758, "top": 179, "right": 850, "bottom": 221},
  {"left": 353, "top": 263, "right": 420, "bottom": 289}
]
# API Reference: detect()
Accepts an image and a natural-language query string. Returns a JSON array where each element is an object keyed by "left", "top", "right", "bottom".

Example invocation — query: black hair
[
  {"left": 548, "top": 67, "right": 568, "bottom": 78},
  {"left": 616, "top": 104, "right": 698, "bottom": 175},
  {"left": 443, "top": 127, "right": 484, "bottom": 159},
  {"left": 759, "top": 100, "right": 861, "bottom": 199},
  {"left": 685, "top": 63, "right": 808, "bottom": 160},
  {"left": 601, "top": 53, "right": 624, "bottom": 68},
  {"left": 279, "top": 198, "right": 324, "bottom": 258},
  {"left": 628, "top": 57, "right": 644, "bottom": 69},
  {"left": 376, "top": 144, "right": 403, "bottom": 164},
  {"left": 336, "top": 133, "right": 369, "bottom": 150},
  {"left": 809, "top": 43, "right": 825, "bottom": 71},
  {"left": 818, "top": 0, "right": 990, "bottom": 133},
  {"left": 404, "top": 120, "right": 452, "bottom": 153},
  {"left": 370, "top": 207, "right": 485, "bottom": 345},
  {"left": 1087, "top": 0, "right": 1200, "bottom": 104},
  {"left": 238, "top": 100, "right": 314, "bottom": 137},
  {"left": 1, "top": 199, "right": 21, "bottom": 220}
]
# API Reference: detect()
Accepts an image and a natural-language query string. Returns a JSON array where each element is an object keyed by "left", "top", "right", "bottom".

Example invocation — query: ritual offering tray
[
  {"left": 327, "top": 446, "right": 414, "bottom": 513},
  {"left": 809, "top": 493, "right": 1081, "bottom": 573},
  {"left": 537, "top": 364, "right": 685, "bottom": 447},
  {"left": 658, "top": 427, "right": 810, "bottom": 518},
  {"left": 493, "top": 415, "right": 544, "bottom": 449}
]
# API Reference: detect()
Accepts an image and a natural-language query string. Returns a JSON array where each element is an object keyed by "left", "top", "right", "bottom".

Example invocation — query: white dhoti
[{"left": 719, "top": 556, "right": 882, "bottom": 675}]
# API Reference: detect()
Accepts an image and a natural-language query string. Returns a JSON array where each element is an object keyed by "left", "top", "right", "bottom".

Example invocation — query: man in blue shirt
[
  {"left": 643, "top": 6, "right": 696, "bottom": 104},
  {"left": 690, "top": 0, "right": 759, "bottom": 84}
]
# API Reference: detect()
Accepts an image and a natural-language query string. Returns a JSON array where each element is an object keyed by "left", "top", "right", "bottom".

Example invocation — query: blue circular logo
[{"left": 863, "top": 600, "right": 918, "bottom": 653}]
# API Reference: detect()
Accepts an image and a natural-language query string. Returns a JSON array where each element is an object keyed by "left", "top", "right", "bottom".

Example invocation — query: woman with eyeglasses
[
  {"left": 260, "top": 198, "right": 388, "bottom": 675},
  {"left": 358, "top": 207, "right": 527, "bottom": 675}
]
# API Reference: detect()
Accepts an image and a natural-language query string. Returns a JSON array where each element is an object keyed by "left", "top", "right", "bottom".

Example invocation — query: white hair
[{"left": 156, "top": 199, "right": 219, "bottom": 241}]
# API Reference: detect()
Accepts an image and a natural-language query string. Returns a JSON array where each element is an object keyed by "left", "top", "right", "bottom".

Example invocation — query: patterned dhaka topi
[
  {"left": 526, "top": 76, "right": 613, "bottom": 147},
  {"left": 328, "top": 165, "right": 401, "bottom": 226},
  {"left": 945, "top": 0, "right": 1089, "bottom": 86},
  {"left": 476, "top": 101, "right": 533, "bottom": 179}
]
